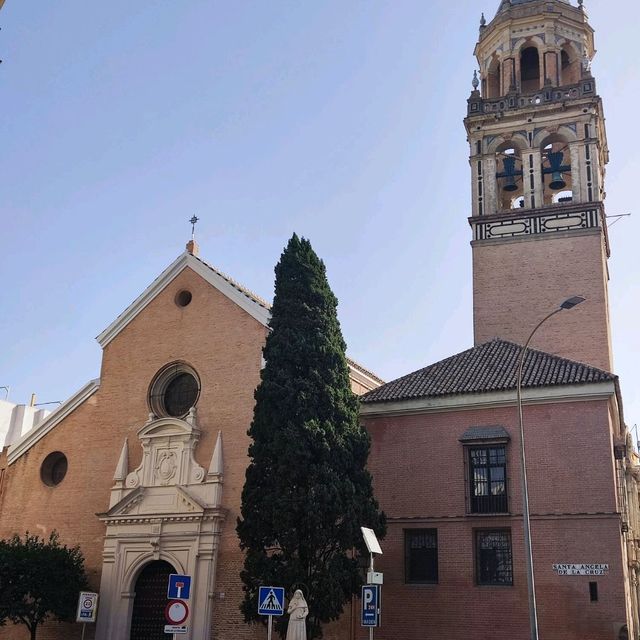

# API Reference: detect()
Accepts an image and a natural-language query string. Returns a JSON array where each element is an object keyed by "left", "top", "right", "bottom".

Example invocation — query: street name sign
[{"left": 553, "top": 563, "right": 609, "bottom": 576}]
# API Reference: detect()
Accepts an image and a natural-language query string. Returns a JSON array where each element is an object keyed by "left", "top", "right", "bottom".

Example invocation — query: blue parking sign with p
[
  {"left": 361, "top": 585, "right": 379, "bottom": 627},
  {"left": 167, "top": 574, "right": 192, "bottom": 600}
]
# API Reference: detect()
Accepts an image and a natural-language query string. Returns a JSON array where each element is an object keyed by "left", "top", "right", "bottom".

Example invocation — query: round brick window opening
[
  {"left": 175, "top": 290, "right": 193, "bottom": 307},
  {"left": 41, "top": 452, "right": 68, "bottom": 487},
  {"left": 149, "top": 363, "right": 200, "bottom": 418}
]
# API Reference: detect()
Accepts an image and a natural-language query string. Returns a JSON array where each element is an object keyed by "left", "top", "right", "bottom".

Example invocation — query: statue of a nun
[{"left": 285, "top": 589, "right": 308, "bottom": 640}]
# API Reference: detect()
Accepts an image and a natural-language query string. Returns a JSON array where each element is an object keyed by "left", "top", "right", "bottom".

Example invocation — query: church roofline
[
  {"left": 96, "top": 252, "right": 271, "bottom": 348},
  {"left": 96, "top": 251, "right": 384, "bottom": 386}
]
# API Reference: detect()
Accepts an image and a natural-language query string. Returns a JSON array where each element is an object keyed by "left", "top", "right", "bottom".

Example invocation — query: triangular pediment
[
  {"left": 99, "top": 485, "right": 206, "bottom": 520},
  {"left": 95, "top": 250, "right": 382, "bottom": 388},
  {"left": 96, "top": 252, "right": 271, "bottom": 348}
]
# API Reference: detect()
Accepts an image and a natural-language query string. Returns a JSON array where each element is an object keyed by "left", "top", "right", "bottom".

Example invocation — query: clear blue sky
[{"left": 1, "top": 1, "right": 638, "bottom": 430}]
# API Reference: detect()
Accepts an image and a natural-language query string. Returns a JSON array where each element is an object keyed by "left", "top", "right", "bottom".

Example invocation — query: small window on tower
[
  {"left": 487, "top": 57, "right": 501, "bottom": 98},
  {"left": 561, "top": 46, "right": 581, "bottom": 85},
  {"left": 520, "top": 46, "right": 541, "bottom": 93}
]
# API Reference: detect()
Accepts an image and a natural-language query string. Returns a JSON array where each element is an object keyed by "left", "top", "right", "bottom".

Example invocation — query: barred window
[
  {"left": 405, "top": 529, "right": 438, "bottom": 584},
  {"left": 476, "top": 530, "right": 513, "bottom": 586},
  {"left": 469, "top": 446, "right": 508, "bottom": 513}
]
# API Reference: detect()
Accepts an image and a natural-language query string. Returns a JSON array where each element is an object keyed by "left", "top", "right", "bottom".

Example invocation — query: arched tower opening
[
  {"left": 540, "top": 135, "right": 573, "bottom": 205},
  {"left": 520, "top": 46, "right": 541, "bottom": 92},
  {"left": 495, "top": 143, "right": 524, "bottom": 211},
  {"left": 560, "top": 45, "right": 581, "bottom": 85},
  {"left": 486, "top": 57, "right": 501, "bottom": 98}
]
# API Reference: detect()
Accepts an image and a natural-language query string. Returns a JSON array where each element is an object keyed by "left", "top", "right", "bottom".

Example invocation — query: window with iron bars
[
  {"left": 469, "top": 446, "right": 508, "bottom": 514},
  {"left": 404, "top": 529, "right": 438, "bottom": 584},
  {"left": 476, "top": 529, "right": 513, "bottom": 586}
]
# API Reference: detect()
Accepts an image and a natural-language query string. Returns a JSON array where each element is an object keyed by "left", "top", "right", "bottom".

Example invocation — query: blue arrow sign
[
  {"left": 258, "top": 586, "right": 285, "bottom": 616},
  {"left": 361, "top": 585, "right": 379, "bottom": 627}
]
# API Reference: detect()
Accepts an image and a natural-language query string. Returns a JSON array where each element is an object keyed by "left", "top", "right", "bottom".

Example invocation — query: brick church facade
[{"left": 1, "top": 1, "right": 638, "bottom": 640}]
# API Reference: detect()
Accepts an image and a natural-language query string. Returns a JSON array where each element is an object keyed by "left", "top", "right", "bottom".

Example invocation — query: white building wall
[{"left": 0, "top": 399, "right": 50, "bottom": 449}]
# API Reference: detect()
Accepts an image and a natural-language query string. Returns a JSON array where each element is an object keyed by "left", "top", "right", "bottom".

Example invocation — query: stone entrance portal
[
  {"left": 130, "top": 560, "right": 175, "bottom": 640},
  {"left": 95, "top": 410, "right": 226, "bottom": 640}
]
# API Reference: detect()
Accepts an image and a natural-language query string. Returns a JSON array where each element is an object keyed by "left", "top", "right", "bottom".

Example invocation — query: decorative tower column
[{"left": 465, "top": 0, "right": 612, "bottom": 372}]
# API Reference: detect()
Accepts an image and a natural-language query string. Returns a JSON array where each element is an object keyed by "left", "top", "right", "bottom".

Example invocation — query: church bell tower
[{"left": 465, "top": 0, "right": 613, "bottom": 372}]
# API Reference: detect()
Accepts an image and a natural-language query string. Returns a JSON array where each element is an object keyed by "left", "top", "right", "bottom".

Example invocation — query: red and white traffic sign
[
  {"left": 76, "top": 591, "right": 99, "bottom": 623},
  {"left": 165, "top": 599, "right": 189, "bottom": 625}
]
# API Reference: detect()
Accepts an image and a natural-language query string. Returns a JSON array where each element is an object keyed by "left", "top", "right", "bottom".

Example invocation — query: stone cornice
[{"left": 359, "top": 381, "right": 616, "bottom": 418}]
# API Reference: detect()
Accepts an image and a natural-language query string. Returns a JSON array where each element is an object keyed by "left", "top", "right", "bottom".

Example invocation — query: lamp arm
[{"left": 516, "top": 307, "right": 563, "bottom": 388}]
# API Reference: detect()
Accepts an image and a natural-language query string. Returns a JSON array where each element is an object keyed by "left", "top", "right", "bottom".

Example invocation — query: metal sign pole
[
  {"left": 267, "top": 614, "right": 273, "bottom": 640},
  {"left": 369, "top": 552, "right": 374, "bottom": 640}
]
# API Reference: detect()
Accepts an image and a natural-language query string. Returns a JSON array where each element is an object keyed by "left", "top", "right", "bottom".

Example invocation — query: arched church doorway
[{"left": 130, "top": 560, "right": 175, "bottom": 640}]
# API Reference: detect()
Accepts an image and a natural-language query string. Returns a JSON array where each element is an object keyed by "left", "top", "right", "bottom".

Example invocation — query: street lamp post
[{"left": 516, "top": 295, "right": 586, "bottom": 640}]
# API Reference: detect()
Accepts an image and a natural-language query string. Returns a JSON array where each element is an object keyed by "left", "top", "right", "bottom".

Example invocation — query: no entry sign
[{"left": 165, "top": 599, "right": 189, "bottom": 625}]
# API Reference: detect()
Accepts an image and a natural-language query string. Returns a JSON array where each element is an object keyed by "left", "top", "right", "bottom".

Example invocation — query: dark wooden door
[{"left": 130, "top": 560, "right": 175, "bottom": 640}]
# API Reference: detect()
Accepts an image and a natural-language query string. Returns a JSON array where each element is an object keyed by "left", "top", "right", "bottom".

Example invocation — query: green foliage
[
  {"left": 237, "top": 234, "right": 385, "bottom": 639},
  {"left": 0, "top": 531, "right": 88, "bottom": 640}
]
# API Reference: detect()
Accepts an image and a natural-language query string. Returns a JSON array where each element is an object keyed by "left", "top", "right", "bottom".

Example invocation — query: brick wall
[
  {"left": 360, "top": 397, "right": 627, "bottom": 640},
  {"left": 473, "top": 230, "right": 613, "bottom": 372},
  {"left": 0, "top": 265, "right": 362, "bottom": 640}
]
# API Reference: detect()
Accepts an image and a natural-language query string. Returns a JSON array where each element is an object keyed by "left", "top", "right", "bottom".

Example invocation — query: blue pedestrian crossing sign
[
  {"left": 167, "top": 574, "right": 192, "bottom": 600},
  {"left": 258, "top": 586, "right": 285, "bottom": 616},
  {"left": 361, "top": 585, "right": 380, "bottom": 627}
]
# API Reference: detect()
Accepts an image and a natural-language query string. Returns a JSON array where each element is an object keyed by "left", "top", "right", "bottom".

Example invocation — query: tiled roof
[{"left": 361, "top": 339, "right": 615, "bottom": 404}]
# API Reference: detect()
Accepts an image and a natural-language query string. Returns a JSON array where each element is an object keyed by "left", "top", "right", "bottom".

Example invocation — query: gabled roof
[
  {"left": 96, "top": 252, "right": 271, "bottom": 347},
  {"left": 361, "top": 339, "right": 615, "bottom": 404},
  {"left": 97, "top": 250, "right": 383, "bottom": 386}
]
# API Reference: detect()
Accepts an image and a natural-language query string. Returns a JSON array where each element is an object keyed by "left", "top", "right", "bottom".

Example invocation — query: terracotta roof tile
[{"left": 361, "top": 339, "right": 615, "bottom": 404}]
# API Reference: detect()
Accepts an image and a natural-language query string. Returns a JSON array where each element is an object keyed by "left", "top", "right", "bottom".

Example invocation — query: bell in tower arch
[
  {"left": 500, "top": 156, "right": 520, "bottom": 192},
  {"left": 542, "top": 144, "right": 571, "bottom": 192},
  {"left": 547, "top": 152, "right": 568, "bottom": 191}
]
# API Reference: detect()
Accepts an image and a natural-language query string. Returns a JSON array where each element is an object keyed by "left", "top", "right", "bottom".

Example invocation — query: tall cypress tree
[{"left": 237, "top": 234, "right": 385, "bottom": 639}]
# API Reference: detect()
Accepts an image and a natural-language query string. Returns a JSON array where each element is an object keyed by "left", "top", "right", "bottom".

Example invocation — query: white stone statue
[{"left": 285, "top": 589, "right": 308, "bottom": 640}]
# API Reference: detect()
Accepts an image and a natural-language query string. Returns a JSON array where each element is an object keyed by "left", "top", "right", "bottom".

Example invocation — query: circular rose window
[{"left": 149, "top": 362, "right": 200, "bottom": 418}]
